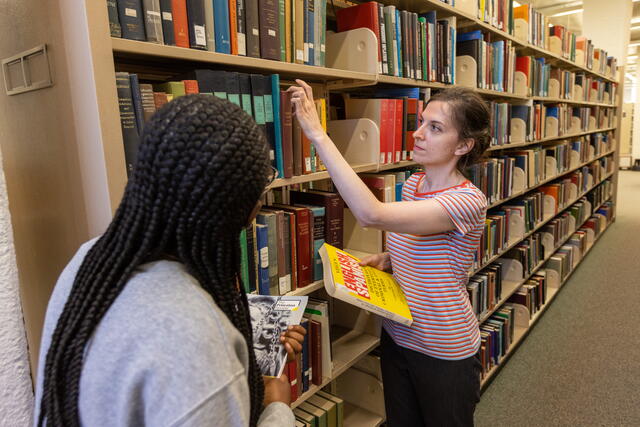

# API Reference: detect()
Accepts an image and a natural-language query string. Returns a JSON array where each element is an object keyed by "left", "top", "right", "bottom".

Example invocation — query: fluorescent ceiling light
[
  {"left": 633, "top": 25, "right": 640, "bottom": 30},
  {"left": 551, "top": 9, "right": 582, "bottom": 17},
  {"left": 632, "top": 17, "right": 640, "bottom": 24},
  {"left": 629, "top": 42, "right": 640, "bottom": 47}
]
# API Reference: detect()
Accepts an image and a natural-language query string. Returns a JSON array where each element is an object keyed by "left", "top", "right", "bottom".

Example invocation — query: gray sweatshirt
[{"left": 33, "top": 239, "right": 295, "bottom": 426}]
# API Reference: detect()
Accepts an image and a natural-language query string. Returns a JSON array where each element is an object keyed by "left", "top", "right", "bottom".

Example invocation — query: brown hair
[{"left": 426, "top": 87, "right": 491, "bottom": 172}]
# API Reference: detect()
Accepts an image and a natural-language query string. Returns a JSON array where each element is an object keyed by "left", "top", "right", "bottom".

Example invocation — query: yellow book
[{"left": 319, "top": 243, "right": 413, "bottom": 326}]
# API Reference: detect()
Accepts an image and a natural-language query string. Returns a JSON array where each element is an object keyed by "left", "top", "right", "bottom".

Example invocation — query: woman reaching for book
[
  {"left": 34, "top": 95, "right": 304, "bottom": 427},
  {"left": 289, "top": 80, "right": 490, "bottom": 426}
]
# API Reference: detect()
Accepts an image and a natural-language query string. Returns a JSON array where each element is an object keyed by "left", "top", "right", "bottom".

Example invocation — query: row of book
[
  {"left": 108, "top": 0, "right": 328, "bottom": 66},
  {"left": 487, "top": 101, "right": 614, "bottom": 148},
  {"left": 467, "top": 135, "right": 614, "bottom": 204},
  {"left": 337, "top": 3, "right": 456, "bottom": 83},
  {"left": 468, "top": 178, "right": 613, "bottom": 319},
  {"left": 513, "top": 4, "right": 616, "bottom": 76},
  {"left": 470, "top": 157, "right": 614, "bottom": 271},
  {"left": 477, "top": 200, "right": 614, "bottom": 377},
  {"left": 293, "top": 389, "right": 345, "bottom": 427}
]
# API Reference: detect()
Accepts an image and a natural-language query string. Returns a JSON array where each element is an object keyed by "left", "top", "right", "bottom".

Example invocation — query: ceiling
[{"left": 515, "top": 0, "right": 640, "bottom": 77}]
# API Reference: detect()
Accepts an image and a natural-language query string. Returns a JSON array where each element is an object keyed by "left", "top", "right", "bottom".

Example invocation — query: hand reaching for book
[
  {"left": 263, "top": 374, "right": 291, "bottom": 406},
  {"left": 359, "top": 252, "right": 392, "bottom": 272},
  {"left": 287, "top": 79, "right": 326, "bottom": 143},
  {"left": 280, "top": 325, "right": 306, "bottom": 363}
]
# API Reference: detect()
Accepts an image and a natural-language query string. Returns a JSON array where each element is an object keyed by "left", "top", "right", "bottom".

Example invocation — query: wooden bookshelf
[
  {"left": 480, "top": 219, "right": 614, "bottom": 389},
  {"left": 343, "top": 403, "right": 385, "bottom": 427},
  {"left": 486, "top": 127, "right": 617, "bottom": 152}
]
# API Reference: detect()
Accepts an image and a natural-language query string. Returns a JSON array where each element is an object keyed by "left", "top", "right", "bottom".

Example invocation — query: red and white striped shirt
[{"left": 384, "top": 172, "right": 487, "bottom": 360}]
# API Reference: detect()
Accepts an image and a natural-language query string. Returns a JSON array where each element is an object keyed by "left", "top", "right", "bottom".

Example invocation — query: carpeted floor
[{"left": 474, "top": 170, "right": 640, "bottom": 426}]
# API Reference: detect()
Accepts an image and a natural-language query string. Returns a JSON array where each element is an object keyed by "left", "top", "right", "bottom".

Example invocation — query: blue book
[
  {"left": 395, "top": 182, "right": 403, "bottom": 201},
  {"left": 546, "top": 107, "right": 559, "bottom": 119},
  {"left": 117, "top": 0, "right": 146, "bottom": 41},
  {"left": 128, "top": 74, "right": 145, "bottom": 135},
  {"left": 213, "top": 0, "right": 231, "bottom": 53},
  {"left": 300, "top": 318, "right": 310, "bottom": 392},
  {"left": 457, "top": 30, "right": 483, "bottom": 42},
  {"left": 270, "top": 74, "right": 284, "bottom": 177},
  {"left": 396, "top": 9, "right": 403, "bottom": 78},
  {"left": 312, "top": 239, "right": 324, "bottom": 281},
  {"left": 371, "top": 87, "right": 420, "bottom": 99},
  {"left": 305, "top": 0, "right": 315, "bottom": 65},
  {"left": 255, "top": 224, "right": 271, "bottom": 295},
  {"left": 511, "top": 105, "right": 530, "bottom": 123}
]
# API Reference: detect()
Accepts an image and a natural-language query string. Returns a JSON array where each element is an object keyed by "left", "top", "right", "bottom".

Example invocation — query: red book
[
  {"left": 182, "top": 80, "right": 200, "bottom": 94},
  {"left": 153, "top": 92, "right": 169, "bottom": 109},
  {"left": 309, "top": 320, "right": 322, "bottom": 386},
  {"left": 229, "top": 0, "right": 239, "bottom": 55},
  {"left": 516, "top": 56, "right": 531, "bottom": 80},
  {"left": 280, "top": 91, "right": 294, "bottom": 178},
  {"left": 336, "top": 2, "right": 381, "bottom": 73},
  {"left": 290, "top": 190, "right": 344, "bottom": 249},
  {"left": 171, "top": 0, "right": 190, "bottom": 48},
  {"left": 287, "top": 360, "right": 298, "bottom": 401},
  {"left": 272, "top": 204, "right": 312, "bottom": 287},
  {"left": 405, "top": 98, "right": 418, "bottom": 158}
]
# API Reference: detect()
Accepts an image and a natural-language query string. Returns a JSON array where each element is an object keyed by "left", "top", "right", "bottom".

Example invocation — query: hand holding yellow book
[{"left": 319, "top": 243, "right": 413, "bottom": 326}]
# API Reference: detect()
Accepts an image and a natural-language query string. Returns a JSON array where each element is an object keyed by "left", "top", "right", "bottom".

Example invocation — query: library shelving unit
[{"left": 62, "top": 0, "right": 623, "bottom": 424}]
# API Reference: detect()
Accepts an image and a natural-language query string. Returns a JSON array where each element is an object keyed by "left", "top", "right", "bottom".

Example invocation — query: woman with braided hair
[{"left": 33, "top": 95, "right": 303, "bottom": 426}]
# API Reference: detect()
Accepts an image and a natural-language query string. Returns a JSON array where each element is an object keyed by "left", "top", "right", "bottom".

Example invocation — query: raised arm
[{"left": 287, "top": 80, "right": 457, "bottom": 235}]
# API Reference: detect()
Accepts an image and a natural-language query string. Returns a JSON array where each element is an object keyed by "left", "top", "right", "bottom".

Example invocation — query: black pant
[{"left": 380, "top": 329, "right": 481, "bottom": 427}]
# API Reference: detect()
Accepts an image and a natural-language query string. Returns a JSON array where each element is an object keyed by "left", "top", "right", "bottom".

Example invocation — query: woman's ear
[{"left": 455, "top": 138, "right": 475, "bottom": 157}]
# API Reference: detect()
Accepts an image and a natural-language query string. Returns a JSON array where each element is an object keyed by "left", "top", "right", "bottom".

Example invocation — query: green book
[
  {"left": 279, "top": 0, "right": 286, "bottom": 61},
  {"left": 239, "top": 228, "right": 250, "bottom": 293},
  {"left": 154, "top": 81, "right": 186, "bottom": 98},
  {"left": 294, "top": 408, "right": 317, "bottom": 427},
  {"left": 299, "top": 402, "right": 327, "bottom": 427},
  {"left": 420, "top": 18, "right": 427, "bottom": 81},
  {"left": 308, "top": 395, "right": 337, "bottom": 427},
  {"left": 316, "top": 391, "right": 344, "bottom": 427}
]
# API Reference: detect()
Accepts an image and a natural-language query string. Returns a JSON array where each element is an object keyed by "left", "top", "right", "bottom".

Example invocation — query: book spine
[
  {"left": 279, "top": 0, "right": 287, "bottom": 61},
  {"left": 239, "top": 228, "right": 250, "bottom": 293},
  {"left": 236, "top": 0, "right": 247, "bottom": 55},
  {"left": 271, "top": 76, "right": 285, "bottom": 176},
  {"left": 319, "top": 0, "right": 326, "bottom": 66},
  {"left": 142, "top": 0, "right": 165, "bottom": 43},
  {"left": 275, "top": 213, "right": 288, "bottom": 294},
  {"left": 378, "top": 2, "right": 388, "bottom": 75},
  {"left": 117, "top": 0, "right": 146, "bottom": 41},
  {"left": 314, "top": 0, "right": 321, "bottom": 67},
  {"left": 258, "top": 0, "right": 281, "bottom": 60},
  {"left": 292, "top": 117, "right": 303, "bottom": 176},
  {"left": 301, "top": 319, "right": 310, "bottom": 391},
  {"left": 213, "top": 0, "right": 231, "bottom": 53},
  {"left": 128, "top": 74, "right": 145, "bottom": 135},
  {"left": 294, "top": 0, "right": 305, "bottom": 64},
  {"left": 284, "top": 0, "right": 292, "bottom": 62},
  {"left": 280, "top": 91, "right": 294, "bottom": 178},
  {"left": 262, "top": 75, "right": 277, "bottom": 167},
  {"left": 183, "top": 79, "right": 200, "bottom": 94},
  {"left": 107, "top": 0, "right": 122, "bottom": 37},
  {"left": 171, "top": 0, "right": 190, "bottom": 47},
  {"left": 309, "top": 320, "right": 322, "bottom": 385},
  {"left": 229, "top": 0, "right": 238, "bottom": 54},
  {"left": 139, "top": 83, "right": 157, "bottom": 124},
  {"left": 255, "top": 224, "right": 270, "bottom": 295},
  {"left": 245, "top": 0, "right": 261, "bottom": 57},
  {"left": 246, "top": 222, "right": 258, "bottom": 293},
  {"left": 203, "top": 0, "right": 215, "bottom": 50},
  {"left": 305, "top": 0, "right": 314, "bottom": 65},
  {"left": 186, "top": 0, "right": 207, "bottom": 49},
  {"left": 159, "top": 0, "right": 176, "bottom": 45},
  {"left": 115, "top": 72, "right": 140, "bottom": 176},
  {"left": 395, "top": 9, "right": 402, "bottom": 78}
]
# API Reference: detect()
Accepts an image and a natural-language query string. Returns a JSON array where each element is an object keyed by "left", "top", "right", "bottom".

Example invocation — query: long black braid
[{"left": 38, "top": 95, "right": 270, "bottom": 426}]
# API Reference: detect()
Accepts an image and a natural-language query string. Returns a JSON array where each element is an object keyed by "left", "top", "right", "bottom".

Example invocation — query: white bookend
[
  {"left": 512, "top": 303, "right": 531, "bottom": 328},
  {"left": 326, "top": 28, "right": 378, "bottom": 74},
  {"left": 593, "top": 57, "right": 600, "bottom": 74},
  {"left": 545, "top": 156, "right": 558, "bottom": 179},
  {"left": 508, "top": 211, "right": 525, "bottom": 245},
  {"left": 344, "top": 208, "right": 384, "bottom": 254},
  {"left": 570, "top": 150, "right": 581, "bottom": 168},
  {"left": 495, "top": 258, "right": 524, "bottom": 282},
  {"left": 585, "top": 228, "right": 595, "bottom": 247},
  {"left": 514, "top": 71, "right": 528, "bottom": 96},
  {"left": 587, "top": 145, "right": 595, "bottom": 159},
  {"left": 541, "top": 232, "right": 555, "bottom": 258},
  {"left": 583, "top": 200, "right": 592, "bottom": 222},
  {"left": 512, "top": 166, "right": 526, "bottom": 193},
  {"left": 543, "top": 194, "right": 557, "bottom": 219},
  {"left": 548, "top": 78, "right": 560, "bottom": 99},
  {"left": 514, "top": 18, "right": 528, "bottom": 42},
  {"left": 587, "top": 173, "right": 594, "bottom": 188},
  {"left": 328, "top": 119, "right": 380, "bottom": 167},
  {"left": 567, "top": 182, "right": 578, "bottom": 202},
  {"left": 567, "top": 214, "right": 577, "bottom": 234},
  {"left": 590, "top": 88, "right": 598, "bottom": 103},
  {"left": 570, "top": 116, "right": 581, "bottom": 134},
  {"left": 544, "top": 268, "right": 561, "bottom": 289},
  {"left": 510, "top": 118, "right": 527, "bottom": 144},
  {"left": 549, "top": 36, "right": 562, "bottom": 55},
  {"left": 545, "top": 116, "right": 559, "bottom": 138},
  {"left": 574, "top": 85, "right": 584, "bottom": 102},
  {"left": 455, "top": 55, "right": 477, "bottom": 88},
  {"left": 606, "top": 65, "right": 611, "bottom": 77},
  {"left": 335, "top": 368, "right": 386, "bottom": 418},
  {"left": 575, "top": 49, "right": 585, "bottom": 67},
  {"left": 588, "top": 116, "right": 596, "bottom": 131},
  {"left": 455, "top": 0, "right": 478, "bottom": 16}
]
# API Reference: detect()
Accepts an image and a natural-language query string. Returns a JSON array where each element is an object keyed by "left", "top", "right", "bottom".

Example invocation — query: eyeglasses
[{"left": 261, "top": 166, "right": 279, "bottom": 198}]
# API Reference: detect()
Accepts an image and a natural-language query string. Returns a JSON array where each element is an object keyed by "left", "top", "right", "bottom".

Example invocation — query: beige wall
[{"left": 0, "top": 0, "right": 91, "bottom": 374}]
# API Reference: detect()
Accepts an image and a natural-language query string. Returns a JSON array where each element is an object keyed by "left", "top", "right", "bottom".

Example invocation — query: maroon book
[
  {"left": 291, "top": 190, "right": 344, "bottom": 249},
  {"left": 309, "top": 320, "right": 322, "bottom": 386},
  {"left": 280, "top": 91, "right": 294, "bottom": 178},
  {"left": 272, "top": 204, "right": 312, "bottom": 288}
]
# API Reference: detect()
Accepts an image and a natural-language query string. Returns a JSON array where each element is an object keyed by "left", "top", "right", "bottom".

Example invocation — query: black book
[
  {"left": 246, "top": 223, "right": 258, "bottom": 293},
  {"left": 225, "top": 72, "right": 242, "bottom": 107},
  {"left": 239, "top": 73, "right": 254, "bottom": 116},
  {"left": 236, "top": 0, "right": 247, "bottom": 56},
  {"left": 142, "top": 0, "right": 164, "bottom": 43},
  {"left": 249, "top": 74, "right": 271, "bottom": 161},
  {"left": 260, "top": 74, "right": 277, "bottom": 168},
  {"left": 186, "top": 0, "right": 207, "bottom": 49},
  {"left": 107, "top": 0, "right": 122, "bottom": 37},
  {"left": 245, "top": 0, "right": 261, "bottom": 57},
  {"left": 115, "top": 72, "right": 141, "bottom": 175},
  {"left": 159, "top": 0, "right": 175, "bottom": 45},
  {"left": 128, "top": 74, "right": 145, "bottom": 135},
  {"left": 117, "top": 0, "right": 146, "bottom": 41}
]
